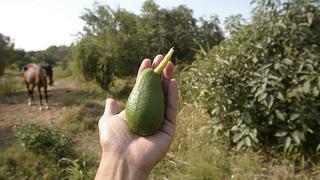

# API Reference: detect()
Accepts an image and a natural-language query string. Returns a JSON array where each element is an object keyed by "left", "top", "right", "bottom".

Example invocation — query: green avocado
[
  {"left": 126, "top": 68, "right": 165, "bottom": 136},
  {"left": 126, "top": 48, "right": 174, "bottom": 136}
]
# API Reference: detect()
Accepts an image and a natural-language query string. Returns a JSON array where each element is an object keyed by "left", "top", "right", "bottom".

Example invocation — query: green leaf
[
  {"left": 255, "top": 43, "right": 263, "bottom": 49},
  {"left": 274, "top": 62, "right": 280, "bottom": 70},
  {"left": 276, "top": 22, "right": 287, "bottom": 29},
  {"left": 312, "top": 87, "right": 319, "bottom": 97},
  {"left": 307, "top": 12, "right": 314, "bottom": 26},
  {"left": 278, "top": 64, "right": 287, "bottom": 76},
  {"left": 236, "top": 139, "right": 245, "bottom": 151},
  {"left": 283, "top": 58, "right": 293, "bottom": 66},
  {"left": 275, "top": 131, "right": 287, "bottom": 137},
  {"left": 243, "top": 112, "right": 252, "bottom": 123},
  {"left": 230, "top": 126, "right": 238, "bottom": 131},
  {"left": 284, "top": 136, "right": 291, "bottom": 151},
  {"left": 316, "top": 144, "right": 320, "bottom": 155},
  {"left": 245, "top": 136, "right": 252, "bottom": 147},
  {"left": 289, "top": 113, "right": 300, "bottom": 121},
  {"left": 303, "top": 80, "right": 311, "bottom": 94},
  {"left": 275, "top": 110, "right": 286, "bottom": 121},
  {"left": 291, "top": 133, "right": 301, "bottom": 145},
  {"left": 276, "top": 91, "right": 285, "bottom": 101},
  {"left": 249, "top": 132, "right": 259, "bottom": 144},
  {"left": 252, "top": 56, "right": 258, "bottom": 63},
  {"left": 267, "top": 95, "right": 274, "bottom": 109},
  {"left": 255, "top": 87, "right": 265, "bottom": 98},
  {"left": 258, "top": 92, "right": 268, "bottom": 102},
  {"left": 232, "top": 128, "right": 249, "bottom": 143}
]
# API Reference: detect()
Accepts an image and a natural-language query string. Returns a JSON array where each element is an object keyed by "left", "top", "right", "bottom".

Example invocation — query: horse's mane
[{"left": 41, "top": 64, "right": 53, "bottom": 77}]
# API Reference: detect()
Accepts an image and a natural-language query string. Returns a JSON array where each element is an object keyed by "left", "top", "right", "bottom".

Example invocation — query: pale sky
[{"left": 0, "top": 0, "right": 252, "bottom": 51}]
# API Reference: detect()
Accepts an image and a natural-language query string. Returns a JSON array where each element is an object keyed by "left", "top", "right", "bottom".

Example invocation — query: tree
[
  {"left": 71, "top": 0, "right": 224, "bottom": 89},
  {"left": 182, "top": 0, "right": 320, "bottom": 156},
  {"left": 0, "top": 33, "right": 14, "bottom": 75}
]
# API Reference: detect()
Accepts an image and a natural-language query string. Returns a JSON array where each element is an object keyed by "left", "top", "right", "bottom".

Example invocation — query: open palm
[{"left": 98, "top": 54, "right": 178, "bottom": 174}]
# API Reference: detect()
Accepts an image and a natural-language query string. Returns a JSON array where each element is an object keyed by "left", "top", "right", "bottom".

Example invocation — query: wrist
[{"left": 95, "top": 151, "right": 149, "bottom": 180}]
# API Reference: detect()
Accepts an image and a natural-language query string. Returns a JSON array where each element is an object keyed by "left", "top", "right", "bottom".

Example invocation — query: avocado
[{"left": 126, "top": 48, "right": 174, "bottom": 136}]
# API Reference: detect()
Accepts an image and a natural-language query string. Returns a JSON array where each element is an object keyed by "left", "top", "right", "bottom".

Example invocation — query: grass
[
  {"left": 0, "top": 145, "right": 64, "bottom": 180},
  {"left": 62, "top": 101, "right": 103, "bottom": 134},
  {"left": 0, "top": 122, "right": 97, "bottom": 180},
  {"left": 53, "top": 65, "right": 72, "bottom": 80},
  {"left": 0, "top": 68, "right": 24, "bottom": 97},
  {"left": 0, "top": 79, "right": 24, "bottom": 97}
]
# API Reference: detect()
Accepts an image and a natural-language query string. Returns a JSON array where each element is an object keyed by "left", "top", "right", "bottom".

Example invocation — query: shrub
[
  {"left": 181, "top": 0, "right": 320, "bottom": 157},
  {"left": 60, "top": 154, "right": 96, "bottom": 180},
  {"left": 13, "top": 123, "right": 74, "bottom": 160},
  {"left": 0, "top": 145, "right": 62, "bottom": 180},
  {"left": 0, "top": 79, "right": 23, "bottom": 97}
]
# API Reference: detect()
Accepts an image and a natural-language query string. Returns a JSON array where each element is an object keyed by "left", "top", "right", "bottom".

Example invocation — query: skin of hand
[{"left": 95, "top": 55, "right": 178, "bottom": 180}]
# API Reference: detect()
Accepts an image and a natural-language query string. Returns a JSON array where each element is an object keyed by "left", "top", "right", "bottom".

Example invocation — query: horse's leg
[
  {"left": 30, "top": 85, "right": 35, "bottom": 105},
  {"left": 26, "top": 83, "right": 32, "bottom": 106},
  {"left": 44, "top": 86, "right": 49, "bottom": 110},
  {"left": 38, "top": 86, "right": 43, "bottom": 111}
]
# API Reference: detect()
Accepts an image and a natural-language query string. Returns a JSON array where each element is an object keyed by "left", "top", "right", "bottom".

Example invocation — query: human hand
[{"left": 95, "top": 55, "right": 178, "bottom": 180}]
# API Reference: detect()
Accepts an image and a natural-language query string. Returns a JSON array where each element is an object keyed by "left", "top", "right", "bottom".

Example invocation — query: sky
[{"left": 0, "top": 0, "right": 252, "bottom": 51}]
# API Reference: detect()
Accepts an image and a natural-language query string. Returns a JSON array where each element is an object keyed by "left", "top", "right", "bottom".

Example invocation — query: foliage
[
  {"left": 71, "top": 0, "right": 224, "bottom": 89},
  {"left": 8, "top": 45, "right": 70, "bottom": 72},
  {"left": 0, "top": 146, "right": 96, "bottom": 180},
  {"left": 13, "top": 123, "right": 75, "bottom": 160},
  {"left": 0, "top": 78, "right": 24, "bottom": 97},
  {"left": 0, "top": 33, "right": 14, "bottom": 75},
  {"left": 60, "top": 154, "right": 96, "bottom": 180},
  {"left": 0, "top": 146, "right": 63, "bottom": 180},
  {"left": 181, "top": 0, "right": 320, "bottom": 156}
]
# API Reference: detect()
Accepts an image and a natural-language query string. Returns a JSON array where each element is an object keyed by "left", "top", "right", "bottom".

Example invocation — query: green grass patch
[
  {"left": 0, "top": 78, "right": 24, "bottom": 97},
  {"left": 0, "top": 122, "right": 97, "bottom": 180},
  {"left": 62, "top": 101, "right": 103, "bottom": 134},
  {"left": 53, "top": 65, "right": 72, "bottom": 80},
  {"left": 0, "top": 145, "right": 63, "bottom": 180}
]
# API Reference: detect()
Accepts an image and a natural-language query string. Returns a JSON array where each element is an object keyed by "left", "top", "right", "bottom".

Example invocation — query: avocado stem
[{"left": 154, "top": 47, "right": 174, "bottom": 74}]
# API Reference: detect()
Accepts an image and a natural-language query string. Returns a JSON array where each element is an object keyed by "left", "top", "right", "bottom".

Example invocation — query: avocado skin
[{"left": 126, "top": 68, "right": 165, "bottom": 136}]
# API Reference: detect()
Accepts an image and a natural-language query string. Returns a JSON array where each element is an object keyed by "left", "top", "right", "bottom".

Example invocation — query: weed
[
  {"left": 0, "top": 78, "right": 24, "bottom": 97},
  {"left": 13, "top": 122, "right": 75, "bottom": 160},
  {"left": 63, "top": 101, "right": 103, "bottom": 133}
]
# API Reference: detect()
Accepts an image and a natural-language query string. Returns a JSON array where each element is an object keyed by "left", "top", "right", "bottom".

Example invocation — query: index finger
[
  {"left": 138, "top": 59, "right": 152, "bottom": 75},
  {"left": 165, "top": 79, "right": 178, "bottom": 125},
  {"left": 162, "top": 61, "right": 174, "bottom": 95}
]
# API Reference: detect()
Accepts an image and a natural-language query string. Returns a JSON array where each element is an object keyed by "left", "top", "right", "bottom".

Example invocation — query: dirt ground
[{"left": 0, "top": 79, "right": 81, "bottom": 148}]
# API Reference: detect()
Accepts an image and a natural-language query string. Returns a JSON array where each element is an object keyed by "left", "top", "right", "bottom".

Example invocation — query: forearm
[{"left": 95, "top": 152, "right": 149, "bottom": 180}]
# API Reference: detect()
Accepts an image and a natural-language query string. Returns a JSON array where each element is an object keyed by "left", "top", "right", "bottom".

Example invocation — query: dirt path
[{"left": 0, "top": 79, "right": 82, "bottom": 148}]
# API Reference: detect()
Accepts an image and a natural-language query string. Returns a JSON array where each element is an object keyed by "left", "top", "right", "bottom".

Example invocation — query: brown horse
[{"left": 23, "top": 63, "right": 54, "bottom": 111}]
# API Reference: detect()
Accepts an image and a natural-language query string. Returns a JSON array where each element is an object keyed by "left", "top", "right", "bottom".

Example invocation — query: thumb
[{"left": 104, "top": 98, "right": 120, "bottom": 117}]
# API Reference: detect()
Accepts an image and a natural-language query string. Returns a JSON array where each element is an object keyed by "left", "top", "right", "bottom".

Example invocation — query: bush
[
  {"left": 182, "top": 0, "right": 320, "bottom": 157},
  {"left": 0, "top": 146, "right": 96, "bottom": 180},
  {"left": 0, "top": 145, "right": 62, "bottom": 180},
  {"left": 13, "top": 123, "right": 74, "bottom": 159},
  {"left": 0, "top": 78, "right": 23, "bottom": 97},
  {"left": 60, "top": 154, "right": 96, "bottom": 180}
]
